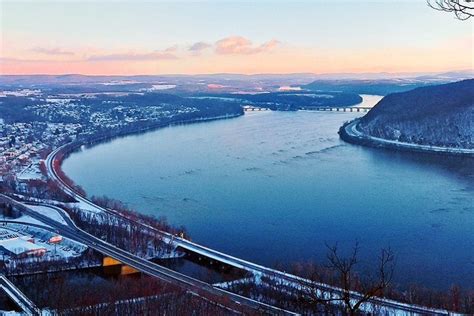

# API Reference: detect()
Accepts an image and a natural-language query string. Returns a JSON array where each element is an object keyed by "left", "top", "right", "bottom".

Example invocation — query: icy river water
[{"left": 63, "top": 96, "right": 474, "bottom": 289}]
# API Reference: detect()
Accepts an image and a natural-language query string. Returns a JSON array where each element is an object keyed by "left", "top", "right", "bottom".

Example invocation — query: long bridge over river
[
  {"left": 243, "top": 105, "right": 372, "bottom": 112},
  {"left": 302, "top": 106, "right": 372, "bottom": 112}
]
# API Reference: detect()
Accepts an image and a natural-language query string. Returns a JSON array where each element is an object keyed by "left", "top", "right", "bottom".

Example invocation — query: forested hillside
[{"left": 358, "top": 79, "right": 474, "bottom": 149}]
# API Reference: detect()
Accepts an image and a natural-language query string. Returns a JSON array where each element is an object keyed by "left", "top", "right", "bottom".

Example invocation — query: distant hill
[
  {"left": 304, "top": 79, "right": 432, "bottom": 95},
  {"left": 2, "top": 70, "right": 472, "bottom": 95},
  {"left": 195, "top": 91, "right": 363, "bottom": 111},
  {"left": 358, "top": 79, "right": 474, "bottom": 149},
  {"left": 303, "top": 70, "right": 474, "bottom": 96}
]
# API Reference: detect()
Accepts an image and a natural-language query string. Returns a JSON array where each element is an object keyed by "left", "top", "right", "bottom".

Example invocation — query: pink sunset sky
[{"left": 1, "top": 1, "right": 472, "bottom": 75}]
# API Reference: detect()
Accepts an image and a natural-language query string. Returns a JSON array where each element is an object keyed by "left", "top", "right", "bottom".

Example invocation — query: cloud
[
  {"left": 164, "top": 45, "right": 179, "bottom": 53},
  {"left": 189, "top": 41, "right": 212, "bottom": 53},
  {"left": 31, "top": 47, "right": 75, "bottom": 56},
  {"left": 258, "top": 39, "right": 280, "bottom": 52},
  {"left": 87, "top": 48, "right": 178, "bottom": 62},
  {"left": 215, "top": 36, "right": 280, "bottom": 55}
]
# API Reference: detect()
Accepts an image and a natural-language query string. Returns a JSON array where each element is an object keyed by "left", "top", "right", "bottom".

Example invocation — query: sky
[{"left": 0, "top": 0, "right": 472, "bottom": 75}]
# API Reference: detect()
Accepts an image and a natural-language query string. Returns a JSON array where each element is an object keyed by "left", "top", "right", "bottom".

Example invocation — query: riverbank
[
  {"left": 51, "top": 112, "right": 243, "bottom": 199},
  {"left": 339, "top": 119, "right": 474, "bottom": 157},
  {"left": 60, "top": 112, "right": 243, "bottom": 162}
]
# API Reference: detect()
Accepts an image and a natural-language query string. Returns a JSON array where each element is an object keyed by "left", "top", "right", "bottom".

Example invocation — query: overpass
[
  {"left": 0, "top": 274, "right": 40, "bottom": 315},
  {"left": 39, "top": 144, "right": 459, "bottom": 315}
]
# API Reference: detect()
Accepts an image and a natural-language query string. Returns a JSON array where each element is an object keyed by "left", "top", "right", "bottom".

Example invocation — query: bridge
[
  {"left": 242, "top": 105, "right": 270, "bottom": 111},
  {"left": 243, "top": 105, "right": 372, "bottom": 112},
  {"left": 103, "top": 256, "right": 140, "bottom": 275},
  {"left": 301, "top": 106, "right": 372, "bottom": 112},
  {"left": 0, "top": 274, "right": 40, "bottom": 315}
]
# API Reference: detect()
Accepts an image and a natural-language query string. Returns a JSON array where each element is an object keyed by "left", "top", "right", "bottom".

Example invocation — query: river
[{"left": 62, "top": 95, "right": 474, "bottom": 289}]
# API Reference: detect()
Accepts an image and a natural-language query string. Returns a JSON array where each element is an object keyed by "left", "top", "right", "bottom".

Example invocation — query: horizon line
[{"left": 1, "top": 69, "right": 472, "bottom": 78}]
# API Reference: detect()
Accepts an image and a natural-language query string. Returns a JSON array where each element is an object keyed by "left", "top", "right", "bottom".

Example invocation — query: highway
[
  {"left": 43, "top": 144, "right": 458, "bottom": 315},
  {"left": 0, "top": 274, "right": 40, "bottom": 315},
  {"left": 0, "top": 194, "right": 296, "bottom": 315}
]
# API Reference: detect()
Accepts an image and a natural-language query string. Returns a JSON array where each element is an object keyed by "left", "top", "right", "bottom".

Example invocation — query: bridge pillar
[
  {"left": 103, "top": 256, "right": 121, "bottom": 266},
  {"left": 121, "top": 265, "right": 139, "bottom": 275},
  {"left": 103, "top": 256, "right": 140, "bottom": 275}
]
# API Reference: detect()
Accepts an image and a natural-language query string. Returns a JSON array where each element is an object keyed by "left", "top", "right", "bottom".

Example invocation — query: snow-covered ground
[
  {"left": 351, "top": 94, "right": 383, "bottom": 108},
  {"left": 148, "top": 84, "right": 176, "bottom": 91},
  {"left": 67, "top": 200, "right": 104, "bottom": 214},
  {"left": 0, "top": 311, "right": 22, "bottom": 315},
  {"left": 15, "top": 160, "right": 43, "bottom": 181},
  {"left": 3, "top": 214, "right": 46, "bottom": 227},
  {"left": 24, "top": 205, "right": 68, "bottom": 225}
]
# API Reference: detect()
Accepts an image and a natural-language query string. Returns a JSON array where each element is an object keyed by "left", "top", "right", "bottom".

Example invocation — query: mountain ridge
[{"left": 358, "top": 79, "right": 474, "bottom": 149}]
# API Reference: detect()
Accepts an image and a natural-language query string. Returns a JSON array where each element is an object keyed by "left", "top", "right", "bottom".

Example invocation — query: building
[
  {"left": 0, "top": 229, "right": 46, "bottom": 258},
  {"left": 49, "top": 235, "right": 62, "bottom": 244}
]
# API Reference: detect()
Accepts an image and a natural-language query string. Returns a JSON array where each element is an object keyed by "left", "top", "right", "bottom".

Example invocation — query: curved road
[{"left": 343, "top": 119, "right": 474, "bottom": 156}]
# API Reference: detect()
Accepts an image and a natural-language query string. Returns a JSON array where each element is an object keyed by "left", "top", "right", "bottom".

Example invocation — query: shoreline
[
  {"left": 62, "top": 112, "right": 243, "bottom": 159},
  {"left": 339, "top": 119, "right": 474, "bottom": 157},
  {"left": 52, "top": 112, "right": 244, "bottom": 194}
]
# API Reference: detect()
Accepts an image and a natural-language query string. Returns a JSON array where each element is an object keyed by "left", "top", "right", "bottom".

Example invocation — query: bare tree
[
  {"left": 427, "top": 0, "right": 474, "bottom": 20},
  {"left": 300, "top": 242, "right": 395, "bottom": 315}
]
